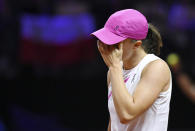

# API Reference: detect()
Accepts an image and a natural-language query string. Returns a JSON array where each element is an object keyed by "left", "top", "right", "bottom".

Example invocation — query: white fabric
[{"left": 108, "top": 54, "right": 172, "bottom": 131}]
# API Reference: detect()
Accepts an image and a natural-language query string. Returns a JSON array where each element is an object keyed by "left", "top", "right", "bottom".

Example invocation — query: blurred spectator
[
  {"left": 175, "top": 72, "right": 195, "bottom": 103},
  {"left": 168, "top": 0, "right": 195, "bottom": 77},
  {"left": 168, "top": 53, "right": 195, "bottom": 103}
]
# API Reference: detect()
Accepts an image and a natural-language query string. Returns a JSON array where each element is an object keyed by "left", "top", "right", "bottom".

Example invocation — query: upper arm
[{"left": 130, "top": 59, "right": 170, "bottom": 117}]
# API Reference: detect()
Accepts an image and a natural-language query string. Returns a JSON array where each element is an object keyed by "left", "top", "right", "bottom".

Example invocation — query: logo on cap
[{"left": 114, "top": 25, "right": 119, "bottom": 31}]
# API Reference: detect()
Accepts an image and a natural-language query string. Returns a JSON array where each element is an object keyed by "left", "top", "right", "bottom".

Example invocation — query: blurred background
[{"left": 0, "top": 0, "right": 195, "bottom": 131}]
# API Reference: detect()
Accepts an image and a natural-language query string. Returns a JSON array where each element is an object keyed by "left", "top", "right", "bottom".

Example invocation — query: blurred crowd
[{"left": 0, "top": 0, "right": 195, "bottom": 131}]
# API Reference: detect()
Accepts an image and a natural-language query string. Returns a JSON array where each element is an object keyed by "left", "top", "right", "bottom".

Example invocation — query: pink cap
[{"left": 91, "top": 9, "right": 148, "bottom": 45}]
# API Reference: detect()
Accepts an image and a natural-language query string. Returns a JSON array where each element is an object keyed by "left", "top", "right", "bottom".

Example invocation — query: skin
[
  {"left": 176, "top": 73, "right": 195, "bottom": 103},
  {"left": 171, "top": 63, "right": 195, "bottom": 103},
  {"left": 97, "top": 39, "right": 171, "bottom": 129}
]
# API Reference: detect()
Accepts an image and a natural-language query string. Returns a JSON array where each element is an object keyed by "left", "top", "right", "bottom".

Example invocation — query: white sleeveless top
[{"left": 108, "top": 54, "right": 172, "bottom": 131}]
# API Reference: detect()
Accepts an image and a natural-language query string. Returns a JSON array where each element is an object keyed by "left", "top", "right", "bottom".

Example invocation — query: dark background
[{"left": 0, "top": 0, "right": 194, "bottom": 130}]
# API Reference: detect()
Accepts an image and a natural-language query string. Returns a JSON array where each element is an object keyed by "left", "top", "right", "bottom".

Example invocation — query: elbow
[{"left": 119, "top": 114, "right": 134, "bottom": 124}]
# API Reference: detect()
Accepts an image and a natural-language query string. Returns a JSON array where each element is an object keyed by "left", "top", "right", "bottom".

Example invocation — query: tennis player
[{"left": 92, "top": 9, "right": 172, "bottom": 131}]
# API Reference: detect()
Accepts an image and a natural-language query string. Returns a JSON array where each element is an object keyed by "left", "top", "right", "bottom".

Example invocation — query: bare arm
[
  {"left": 97, "top": 41, "right": 170, "bottom": 124},
  {"left": 170, "top": 62, "right": 195, "bottom": 103},
  {"left": 110, "top": 59, "right": 170, "bottom": 124},
  {"left": 176, "top": 73, "right": 195, "bottom": 103}
]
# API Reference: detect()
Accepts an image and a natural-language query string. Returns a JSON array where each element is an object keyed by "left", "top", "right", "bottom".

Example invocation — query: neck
[{"left": 123, "top": 49, "right": 147, "bottom": 70}]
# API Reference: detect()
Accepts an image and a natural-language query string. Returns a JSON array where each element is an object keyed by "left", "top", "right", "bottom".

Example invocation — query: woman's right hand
[{"left": 97, "top": 40, "right": 123, "bottom": 69}]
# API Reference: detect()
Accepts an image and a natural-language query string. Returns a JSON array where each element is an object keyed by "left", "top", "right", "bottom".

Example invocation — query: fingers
[
  {"left": 98, "top": 41, "right": 110, "bottom": 60},
  {"left": 118, "top": 42, "right": 123, "bottom": 52},
  {"left": 113, "top": 43, "right": 123, "bottom": 53},
  {"left": 97, "top": 40, "right": 100, "bottom": 48},
  {"left": 115, "top": 43, "right": 123, "bottom": 56},
  {"left": 97, "top": 40, "right": 123, "bottom": 55},
  {"left": 98, "top": 40, "right": 110, "bottom": 54},
  {"left": 97, "top": 40, "right": 102, "bottom": 51},
  {"left": 101, "top": 42, "right": 108, "bottom": 51}
]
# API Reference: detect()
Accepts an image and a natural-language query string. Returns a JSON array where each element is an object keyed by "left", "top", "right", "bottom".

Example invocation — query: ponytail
[{"left": 141, "top": 23, "right": 163, "bottom": 56}]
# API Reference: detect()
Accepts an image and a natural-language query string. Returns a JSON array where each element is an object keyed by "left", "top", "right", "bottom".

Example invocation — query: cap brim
[{"left": 91, "top": 28, "right": 126, "bottom": 45}]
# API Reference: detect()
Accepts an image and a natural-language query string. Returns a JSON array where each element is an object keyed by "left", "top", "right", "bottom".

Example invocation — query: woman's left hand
[{"left": 97, "top": 40, "right": 123, "bottom": 68}]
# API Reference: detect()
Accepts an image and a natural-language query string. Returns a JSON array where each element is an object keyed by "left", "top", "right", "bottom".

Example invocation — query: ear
[{"left": 133, "top": 40, "right": 142, "bottom": 49}]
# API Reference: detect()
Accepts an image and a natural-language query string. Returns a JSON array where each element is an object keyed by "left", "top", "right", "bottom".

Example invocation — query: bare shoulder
[
  {"left": 143, "top": 59, "right": 170, "bottom": 74},
  {"left": 142, "top": 59, "right": 171, "bottom": 87}
]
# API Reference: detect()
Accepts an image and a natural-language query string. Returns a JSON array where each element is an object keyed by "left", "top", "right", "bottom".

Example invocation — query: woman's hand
[{"left": 97, "top": 40, "right": 123, "bottom": 68}]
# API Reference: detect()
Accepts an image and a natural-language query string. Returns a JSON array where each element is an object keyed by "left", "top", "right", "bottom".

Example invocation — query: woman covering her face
[{"left": 92, "top": 9, "right": 172, "bottom": 131}]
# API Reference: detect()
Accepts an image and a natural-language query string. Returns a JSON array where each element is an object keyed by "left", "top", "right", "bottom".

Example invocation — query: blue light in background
[{"left": 20, "top": 13, "right": 96, "bottom": 45}]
